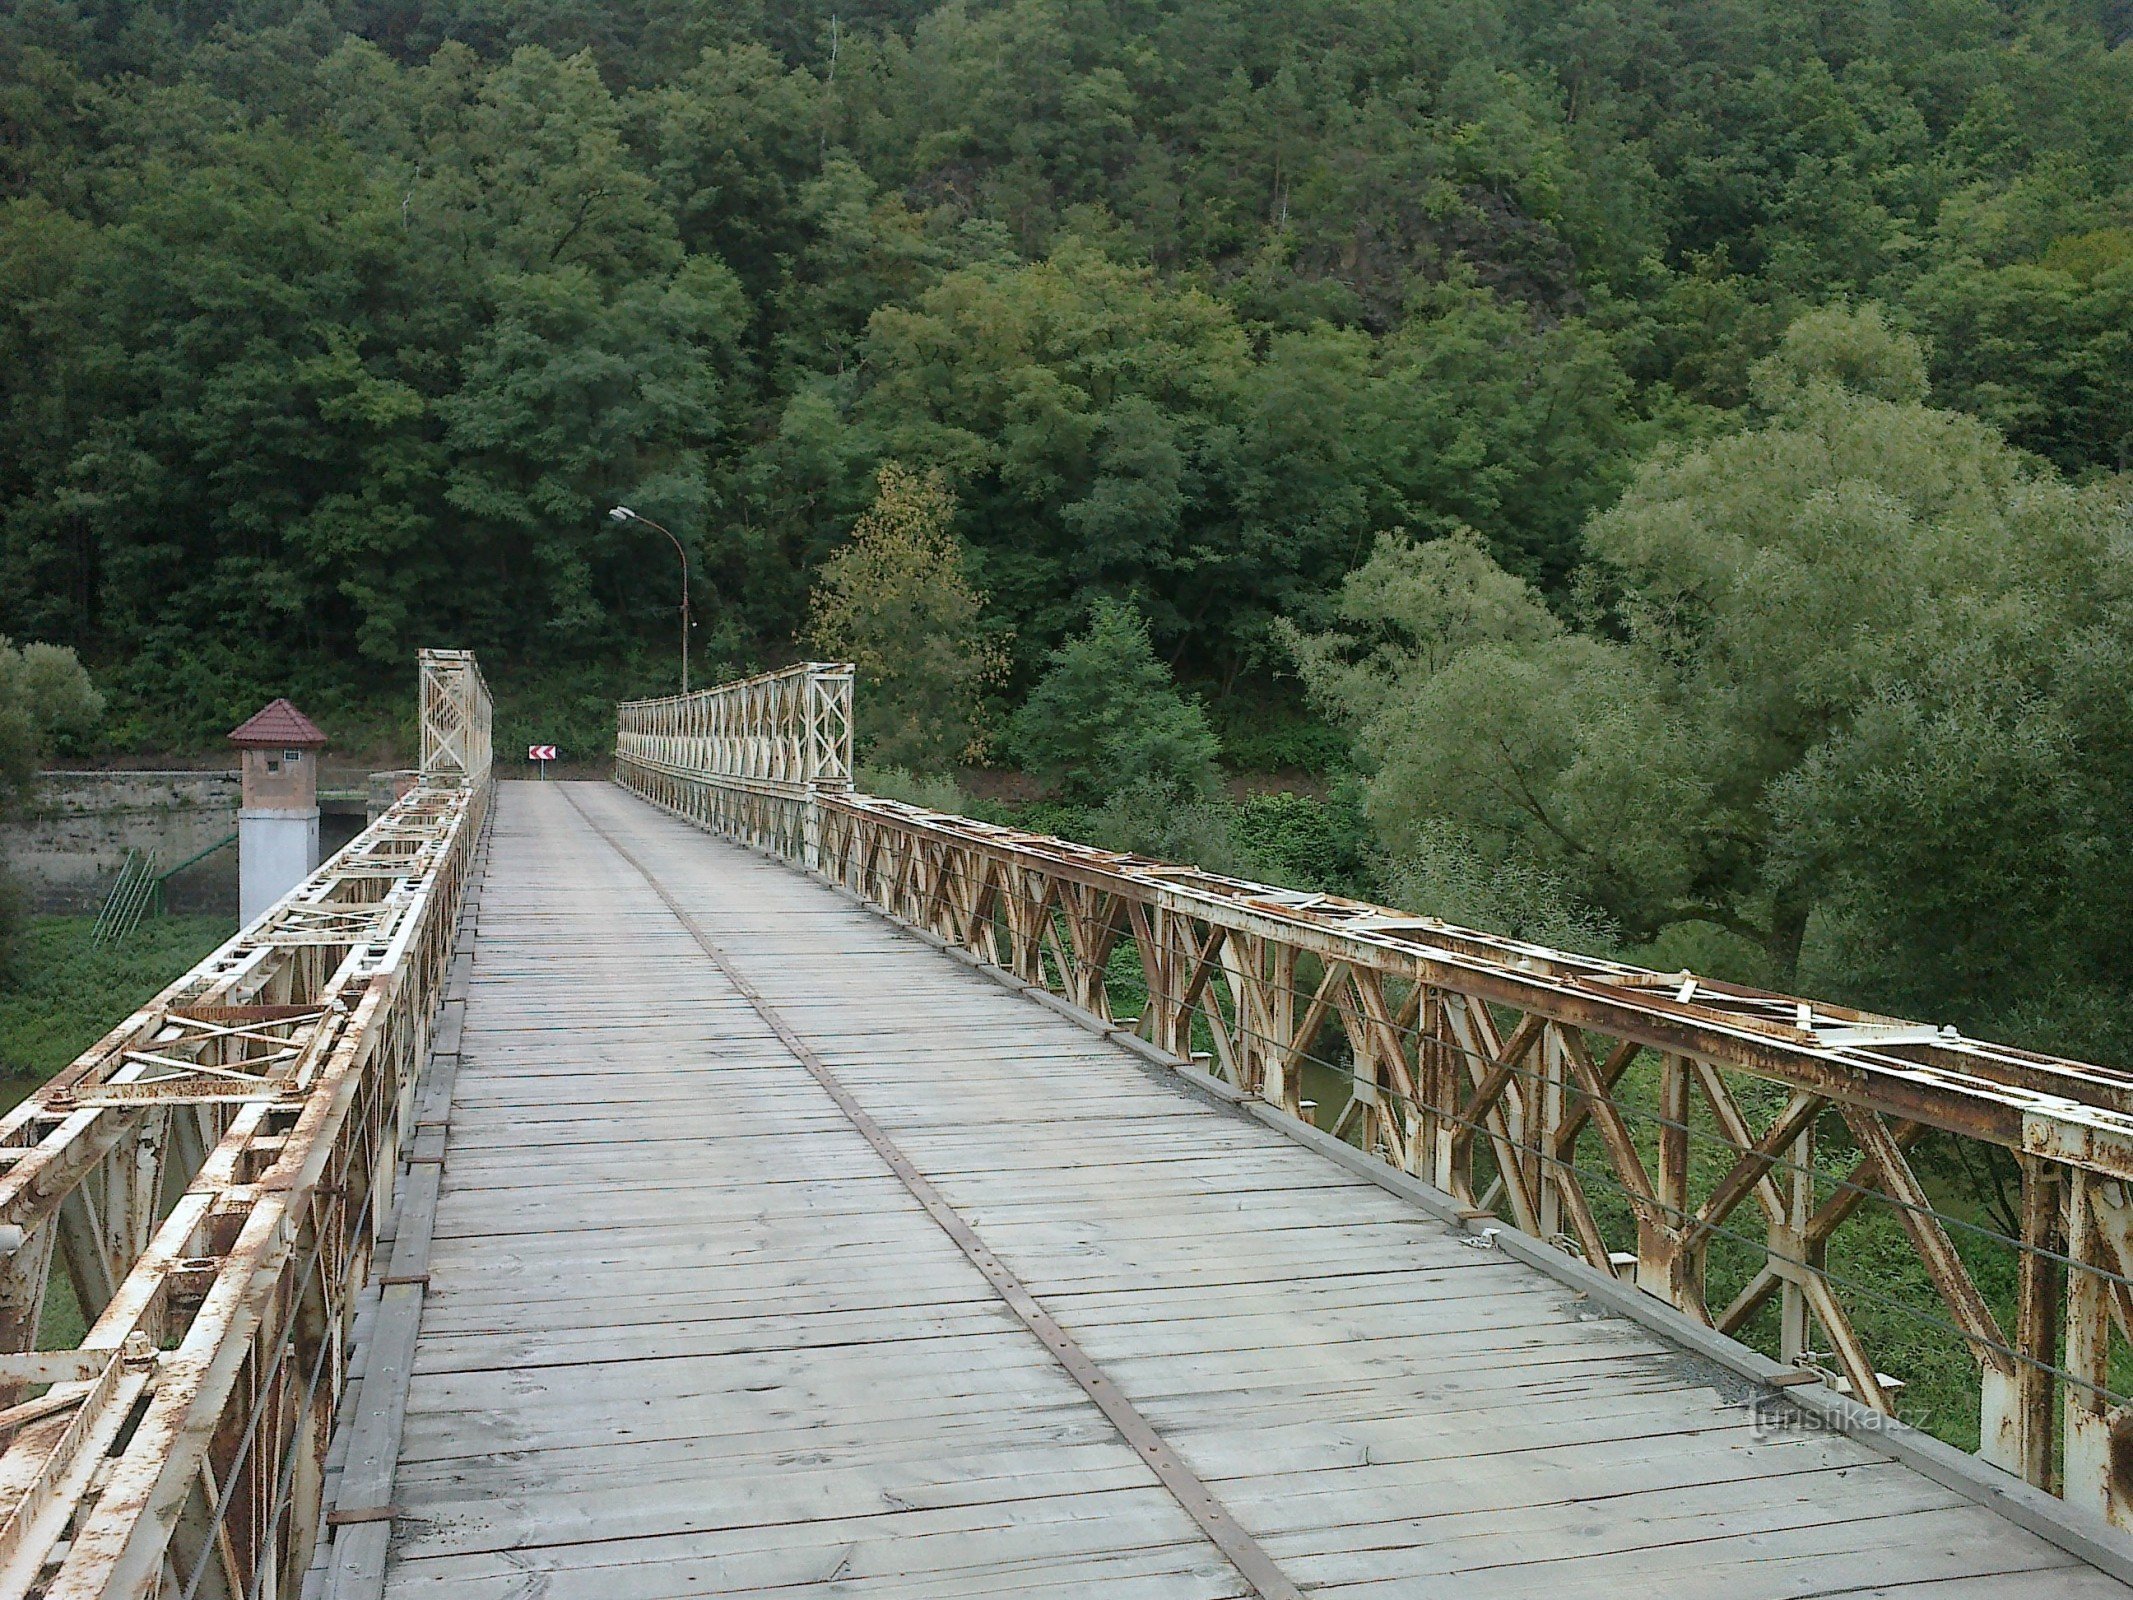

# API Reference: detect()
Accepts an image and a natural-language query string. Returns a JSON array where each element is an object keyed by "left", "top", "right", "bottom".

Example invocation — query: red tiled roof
[{"left": 227, "top": 698, "right": 328, "bottom": 747}]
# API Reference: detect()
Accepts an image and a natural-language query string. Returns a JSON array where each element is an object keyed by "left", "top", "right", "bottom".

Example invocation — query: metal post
[{"left": 609, "top": 507, "right": 689, "bottom": 694}]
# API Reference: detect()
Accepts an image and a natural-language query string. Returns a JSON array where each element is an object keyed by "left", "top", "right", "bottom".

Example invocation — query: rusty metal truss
[
  {"left": 616, "top": 662, "right": 852, "bottom": 865},
  {"left": 416, "top": 649, "right": 490, "bottom": 788},
  {"left": 0, "top": 651, "right": 491, "bottom": 1599},
  {"left": 617, "top": 662, "right": 2133, "bottom": 1532}
]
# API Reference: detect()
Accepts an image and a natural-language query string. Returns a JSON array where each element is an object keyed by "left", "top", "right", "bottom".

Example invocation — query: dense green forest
[{"left": 3, "top": 0, "right": 2132, "bottom": 1059}]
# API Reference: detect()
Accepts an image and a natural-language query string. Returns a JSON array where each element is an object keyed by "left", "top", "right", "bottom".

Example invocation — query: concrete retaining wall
[
  {"left": 4, "top": 771, "right": 381, "bottom": 917},
  {"left": 3, "top": 771, "right": 241, "bottom": 914}
]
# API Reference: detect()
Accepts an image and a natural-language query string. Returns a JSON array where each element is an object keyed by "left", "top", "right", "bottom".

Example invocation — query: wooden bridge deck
[{"left": 364, "top": 781, "right": 2128, "bottom": 1598}]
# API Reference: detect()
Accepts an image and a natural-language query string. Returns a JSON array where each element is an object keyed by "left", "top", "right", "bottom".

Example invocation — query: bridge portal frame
[
  {"left": 616, "top": 661, "right": 853, "bottom": 866},
  {"left": 416, "top": 648, "right": 491, "bottom": 788},
  {"left": 617, "top": 661, "right": 2133, "bottom": 1542},
  {"left": 0, "top": 651, "right": 491, "bottom": 1600}
]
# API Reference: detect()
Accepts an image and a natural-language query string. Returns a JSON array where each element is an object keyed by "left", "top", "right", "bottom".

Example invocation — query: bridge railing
[
  {"left": 621, "top": 667, "right": 2133, "bottom": 1533},
  {"left": 0, "top": 650, "right": 491, "bottom": 1599},
  {"left": 615, "top": 662, "right": 853, "bottom": 865},
  {"left": 417, "top": 647, "right": 491, "bottom": 787}
]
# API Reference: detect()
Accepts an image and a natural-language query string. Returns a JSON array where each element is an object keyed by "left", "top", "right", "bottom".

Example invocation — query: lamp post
[{"left": 609, "top": 506, "right": 690, "bottom": 694}]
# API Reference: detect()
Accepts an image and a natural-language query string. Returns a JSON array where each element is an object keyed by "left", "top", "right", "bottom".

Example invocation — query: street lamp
[{"left": 608, "top": 506, "right": 690, "bottom": 694}]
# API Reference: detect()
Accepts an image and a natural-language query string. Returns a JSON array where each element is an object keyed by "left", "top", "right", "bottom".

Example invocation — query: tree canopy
[
  {"left": 5, "top": 0, "right": 2133, "bottom": 1062},
  {"left": 1291, "top": 305, "right": 2133, "bottom": 1054},
  {"left": 3, "top": 0, "right": 2133, "bottom": 742}
]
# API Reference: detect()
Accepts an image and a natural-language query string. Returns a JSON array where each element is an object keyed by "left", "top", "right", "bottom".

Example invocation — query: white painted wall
[{"left": 239, "top": 808, "right": 319, "bottom": 925}]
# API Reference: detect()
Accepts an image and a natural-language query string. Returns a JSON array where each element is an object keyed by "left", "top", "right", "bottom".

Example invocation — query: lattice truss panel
[
  {"left": 617, "top": 673, "right": 2133, "bottom": 1530},
  {"left": 416, "top": 649, "right": 491, "bottom": 787},
  {"left": 616, "top": 663, "right": 853, "bottom": 863},
  {"left": 0, "top": 654, "right": 491, "bottom": 1599}
]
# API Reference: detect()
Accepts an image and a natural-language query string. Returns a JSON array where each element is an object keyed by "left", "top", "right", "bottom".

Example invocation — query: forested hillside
[
  {"left": 3, "top": 0, "right": 2132, "bottom": 1053},
  {"left": 3, "top": 0, "right": 2128, "bottom": 727}
]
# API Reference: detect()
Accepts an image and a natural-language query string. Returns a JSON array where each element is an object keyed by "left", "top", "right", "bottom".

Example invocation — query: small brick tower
[{"left": 228, "top": 698, "right": 328, "bottom": 923}]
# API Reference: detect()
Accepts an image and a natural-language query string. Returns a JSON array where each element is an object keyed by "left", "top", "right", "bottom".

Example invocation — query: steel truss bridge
[{"left": 6, "top": 655, "right": 2133, "bottom": 1595}]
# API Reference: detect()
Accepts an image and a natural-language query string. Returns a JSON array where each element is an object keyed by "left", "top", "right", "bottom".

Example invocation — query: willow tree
[
  {"left": 806, "top": 462, "right": 1006, "bottom": 770},
  {"left": 1289, "top": 304, "right": 2133, "bottom": 1050}
]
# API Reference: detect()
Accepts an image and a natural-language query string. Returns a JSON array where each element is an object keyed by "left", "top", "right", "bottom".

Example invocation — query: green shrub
[
  {"left": 856, "top": 764, "right": 972, "bottom": 813},
  {"left": 1205, "top": 694, "right": 1352, "bottom": 775},
  {"left": 1009, "top": 600, "right": 1220, "bottom": 804},
  {"left": 1229, "top": 785, "right": 1380, "bottom": 897},
  {"left": 0, "top": 871, "right": 23, "bottom": 985},
  {"left": 1086, "top": 783, "right": 1243, "bottom": 873},
  {"left": 1380, "top": 819, "right": 1619, "bottom": 954},
  {"left": 0, "top": 639, "right": 103, "bottom": 967}
]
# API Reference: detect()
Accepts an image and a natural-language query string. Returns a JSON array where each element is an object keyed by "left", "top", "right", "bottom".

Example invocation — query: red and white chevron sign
[{"left": 528, "top": 744, "right": 557, "bottom": 761}]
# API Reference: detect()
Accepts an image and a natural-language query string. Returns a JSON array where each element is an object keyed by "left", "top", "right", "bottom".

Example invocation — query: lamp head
[{"left": 607, "top": 506, "right": 634, "bottom": 523}]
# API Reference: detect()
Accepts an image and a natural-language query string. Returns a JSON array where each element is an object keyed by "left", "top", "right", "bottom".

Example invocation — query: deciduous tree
[
  {"left": 1289, "top": 305, "right": 2133, "bottom": 1058},
  {"left": 806, "top": 461, "right": 1005, "bottom": 768}
]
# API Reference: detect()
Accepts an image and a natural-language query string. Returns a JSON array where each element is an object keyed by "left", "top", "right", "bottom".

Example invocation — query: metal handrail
[
  {"left": 619, "top": 666, "right": 2133, "bottom": 1533},
  {"left": 0, "top": 650, "right": 493, "bottom": 1598},
  {"left": 89, "top": 850, "right": 160, "bottom": 945}
]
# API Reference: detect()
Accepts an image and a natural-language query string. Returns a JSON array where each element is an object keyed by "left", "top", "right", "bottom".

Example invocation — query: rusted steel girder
[
  {"left": 616, "top": 661, "right": 2133, "bottom": 1532},
  {"left": 616, "top": 662, "right": 853, "bottom": 870},
  {"left": 821, "top": 793, "right": 2133, "bottom": 1163},
  {"left": 0, "top": 651, "right": 490, "bottom": 1600}
]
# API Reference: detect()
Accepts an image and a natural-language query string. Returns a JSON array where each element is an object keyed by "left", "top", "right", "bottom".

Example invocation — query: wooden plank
[
  {"left": 383, "top": 1500, "right": 1240, "bottom": 1599},
  {"left": 320, "top": 852, "right": 487, "bottom": 1597}
]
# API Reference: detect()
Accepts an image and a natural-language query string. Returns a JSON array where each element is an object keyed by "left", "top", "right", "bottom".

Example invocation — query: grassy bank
[
  {"left": 0, "top": 913, "right": 232, "bottom": 1347},
  {"left": 0, "top": 914, "right": 234, "bottom": 1097}
]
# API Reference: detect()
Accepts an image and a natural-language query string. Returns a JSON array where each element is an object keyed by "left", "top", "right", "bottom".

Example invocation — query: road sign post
[{"left": 528, "top": 744, "right": 557, "bottom": 780}]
